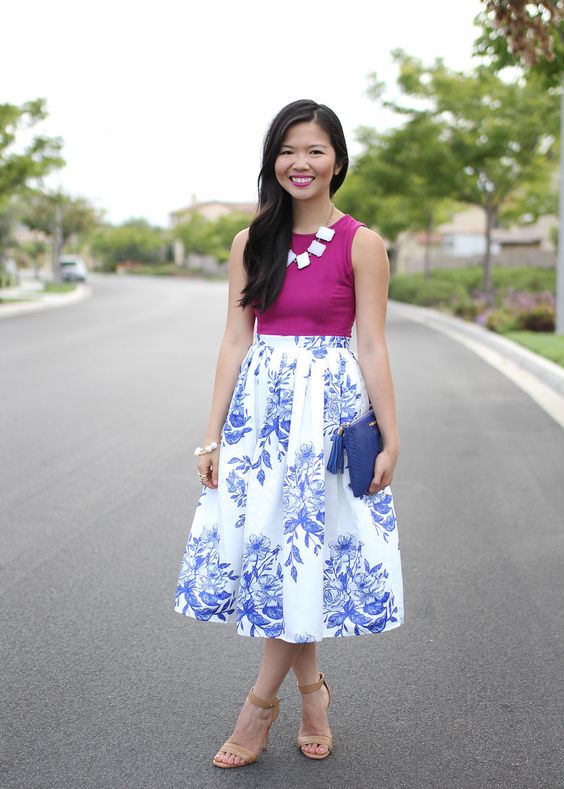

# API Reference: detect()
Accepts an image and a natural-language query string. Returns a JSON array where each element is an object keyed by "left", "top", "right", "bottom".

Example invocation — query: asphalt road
[{"left": 1, "top": 274, "right": 563, "bottom": 789}]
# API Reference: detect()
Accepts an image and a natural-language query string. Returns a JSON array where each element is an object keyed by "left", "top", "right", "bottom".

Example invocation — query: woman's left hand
[
  {"left": 369, "top": 447, "right": 399, "bottom": 494},
  {"left": 197, "top": 445, "right": 221, "bottom": 489}
]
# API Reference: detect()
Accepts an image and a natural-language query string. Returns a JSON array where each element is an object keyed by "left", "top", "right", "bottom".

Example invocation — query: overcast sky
[{"left": 4, "top": 0, "right": 485, "bottom": 226}]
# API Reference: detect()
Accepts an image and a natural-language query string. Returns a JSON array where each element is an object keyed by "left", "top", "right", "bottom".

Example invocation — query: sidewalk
[
  {"left": 0, "top": 271, "right": 92, "bottom": 318},
  {"left": 389, "top": 299, "right": 564, "bottom": 429}
]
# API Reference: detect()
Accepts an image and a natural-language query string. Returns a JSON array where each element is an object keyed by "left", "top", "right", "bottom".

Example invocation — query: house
[
  {"left": 394, "top": 206, "right": 557, "bottom": 274},
  {"left": 170, "top": 198, "right": 257, "bottom": 271},
  {"left": 170, "top": 198, "right": 257, "bottom": 228}
]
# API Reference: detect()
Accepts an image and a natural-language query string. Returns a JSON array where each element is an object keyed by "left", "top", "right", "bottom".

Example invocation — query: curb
[
  {"left": 0, "top": 283, "right": 92, "bottom": 319},
  {"left": 389, "top": 300, "right": 564, "bottom": 430},
  {"left": 389, "top": 300, "right": 564, "bottom": 397}
]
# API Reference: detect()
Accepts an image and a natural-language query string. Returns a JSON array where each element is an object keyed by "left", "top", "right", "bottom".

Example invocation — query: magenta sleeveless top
[{"left": 253, "top": 214, "right": 366, "bottom": 337}]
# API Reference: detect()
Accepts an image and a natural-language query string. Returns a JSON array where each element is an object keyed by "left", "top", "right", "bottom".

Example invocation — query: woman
[{"left": 174, "top": 99, "right": 404, "bottom": 768}]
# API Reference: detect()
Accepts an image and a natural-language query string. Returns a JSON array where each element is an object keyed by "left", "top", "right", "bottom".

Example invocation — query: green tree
[
  {"left": 344, "top": 114, "right": 460, "bottom": 279},
  {"left": 90, "top": 219, "right": 166, "bottom": 271},
  {"left": 0, "top": 99, "right": 64, "bottom": 269},
  {"left": 368, "top": 49, "right": 560, "bottom": 295},
  {"left": 203, "top": 212, "right": 253, "bottom": 263},
  {"left": 16, "top": 237, "right": 50, "bottom": 277},
  {"left": 336, "top": 125, "right": 397, "bottom": 241},
  {"left": 474, "top": 0, "right": 564, "bottom": 328},
  {"left": 174, "top": 212, "right": 214, "bottom": 257},
  {"left": 173, "top": 211, "right": 253, "bottom": 263},
  {"left": 475, "top": 1, "right": 564, "bottom": 80},
  {"left": 22, "top": 190, "right": 101, "bottom": 274}
]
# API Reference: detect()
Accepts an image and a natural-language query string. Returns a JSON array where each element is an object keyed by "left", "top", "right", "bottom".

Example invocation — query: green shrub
[
  {"left": 0, "top": 270, "right": 17, "bottom": 288},
  {"left": 388, "top": 275, "right": 423, "bottom": 303},
  {"left": 390, "top": 266, "right": 556, "bottom": 303},
  {"left": 452, "top": 299, "right": 480, "bottom": 320},
  {"left": 492, "top": 267, "right": 555, "bottom": 294},
  {"left": 389, "top": 275, "right": 466, "bottom": 306},
  {"left": 515, "top": 305, "right": 556, "bottom": 332},
  {"left": 414, "top": 280, "right": 467, "bottom": 306},
  {"left": 428, "top": 266, "right": 484, "bottom": 292},
  {"left": 390, "top": 265, "right": 558, "bottom": 334},
  {"left": 485, "top": 309, "right": 519, "bottom": 333},
  {"left": 126, "top": 263, "right": 178, "bottom": 276}
]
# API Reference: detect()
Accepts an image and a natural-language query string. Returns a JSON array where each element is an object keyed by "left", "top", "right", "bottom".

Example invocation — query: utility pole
[
  {"left": 557, "top": 77, "right": 564, "bottom": 335},
  {"left": 52, "top": 194, "right": 63, "bottom": 282}
]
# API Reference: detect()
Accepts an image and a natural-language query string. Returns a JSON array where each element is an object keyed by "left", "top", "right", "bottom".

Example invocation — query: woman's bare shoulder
[
  {"left": 351, "top": 226, "right": 389, "bottom": 274},
  {"left": 227, "top": 227, "right": 250, "bottom": 273},
  {"left": 352, "top": 226, "right": 387, "bottom": 255},
  {"left": 232, "top": 227, "right": 250, "bottom": 250}
]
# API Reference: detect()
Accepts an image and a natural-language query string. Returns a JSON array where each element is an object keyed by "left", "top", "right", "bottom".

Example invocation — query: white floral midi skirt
[{"left": 174, "top": 333, "right": 404, "bottom": 643}]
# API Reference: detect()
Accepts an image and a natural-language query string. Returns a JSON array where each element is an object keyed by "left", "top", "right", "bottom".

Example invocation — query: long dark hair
[{"left": 239, "top": 100, "right": 349, "bottom": 313}]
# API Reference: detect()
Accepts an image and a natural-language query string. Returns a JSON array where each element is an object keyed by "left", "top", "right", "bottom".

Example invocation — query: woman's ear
[{"left": 334, "top": 161, "right": 343, "bottom": 176}]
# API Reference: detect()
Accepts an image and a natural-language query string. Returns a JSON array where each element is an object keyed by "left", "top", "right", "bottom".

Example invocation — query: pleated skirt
[{"left": 174, "top": 333, "right": 404, "bottom": 643}]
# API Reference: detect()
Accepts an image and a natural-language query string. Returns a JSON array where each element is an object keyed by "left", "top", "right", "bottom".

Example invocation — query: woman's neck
[{"left": 291, "top": 198, "right": 339, "bottom": 234}]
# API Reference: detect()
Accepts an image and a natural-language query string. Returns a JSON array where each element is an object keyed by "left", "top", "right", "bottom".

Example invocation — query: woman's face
[{"left": 274, "top": 121, "right": 342, "bottom": 202}]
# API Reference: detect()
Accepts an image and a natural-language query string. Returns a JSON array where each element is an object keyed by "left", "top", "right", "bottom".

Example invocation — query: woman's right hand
[{"left": 197, "top": 445, "right": 220, "bottom": 489}]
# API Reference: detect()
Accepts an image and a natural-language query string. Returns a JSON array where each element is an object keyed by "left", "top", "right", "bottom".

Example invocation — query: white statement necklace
[{"left": 287, "top": 204, "right": 336, "bottom": 270}]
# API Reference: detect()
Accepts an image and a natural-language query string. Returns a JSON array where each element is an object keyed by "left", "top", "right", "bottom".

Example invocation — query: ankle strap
[
  {"left": 248, "top": 687, "right": 281, "bottom": 709},
  {"left": 297, "top": 671, "right": 325, "bottom": 694}
]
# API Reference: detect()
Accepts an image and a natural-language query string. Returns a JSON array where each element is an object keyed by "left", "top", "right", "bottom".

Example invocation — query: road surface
[{"left": 1, "top": 273, "right": 562, "bottom": 789}]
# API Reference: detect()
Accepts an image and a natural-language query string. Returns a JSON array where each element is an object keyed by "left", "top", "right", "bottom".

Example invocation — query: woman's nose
[{"left": 293, "top": 156, "right": 310, "bottom": 170}]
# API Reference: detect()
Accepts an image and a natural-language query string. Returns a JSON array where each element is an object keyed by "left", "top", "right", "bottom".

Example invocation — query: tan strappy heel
[
  {"left": 212, "top": 687, "right": 281, "bottom": 769},
  {"left": 296, "top": 671, "right": 333, "bottom": 760}
]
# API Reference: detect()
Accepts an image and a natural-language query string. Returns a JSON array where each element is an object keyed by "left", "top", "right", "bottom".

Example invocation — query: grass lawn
[
  {"left": 43, "top": 281, "right": 78, "bottom": 293},
  {"left": 0, "top": 296, "right": 37, "bottom": 303},
  {"left": 119, "top": 264, "right": 228, "bottom": 280},
  {"left": 503, "top": 331, "right": 564, "bottom": 368}
]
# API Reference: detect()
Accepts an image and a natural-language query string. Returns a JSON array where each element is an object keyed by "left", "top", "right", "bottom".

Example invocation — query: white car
[{"left": 57, "top": 256, "right": 88, "bottom": 283}]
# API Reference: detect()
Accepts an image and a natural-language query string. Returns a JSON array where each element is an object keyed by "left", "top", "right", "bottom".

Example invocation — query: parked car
[{"left": 57, "top": 256, "right": 88, "bottom": 283}]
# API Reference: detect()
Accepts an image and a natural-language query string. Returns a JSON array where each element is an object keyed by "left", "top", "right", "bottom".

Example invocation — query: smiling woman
[
  {"left": 276, "top": 128, "right": 340, "bottom": 199},
  {"left": 173, "top": 99, "right": 404, "bottom": 770}
]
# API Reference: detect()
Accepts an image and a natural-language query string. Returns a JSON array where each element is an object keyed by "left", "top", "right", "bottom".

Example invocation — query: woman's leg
[
  {"left": 214, "top": 638, "right": 303, "bottom": 766},
  {"left": 292, "top": 643, "right": 332, "bottom": 757},
  {"left": 291, "top": 642, "right": 320, "bottom": 686}
]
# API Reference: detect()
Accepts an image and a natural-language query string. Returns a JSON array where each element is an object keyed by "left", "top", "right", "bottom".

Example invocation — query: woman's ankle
[
  {"left": 251, "top": 683, "right": 280, "bottom": 703},
  {"left": 295, "top": 668, "right": 322, "bottom": 688}
]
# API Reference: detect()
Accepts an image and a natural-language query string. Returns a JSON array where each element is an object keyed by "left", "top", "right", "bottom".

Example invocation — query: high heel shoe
[
  {"left": 296, "top": 671, "right": 333, "bottom": 760},
  {"left": 212, "top": 687, "right": 281, "bottom": 769}
]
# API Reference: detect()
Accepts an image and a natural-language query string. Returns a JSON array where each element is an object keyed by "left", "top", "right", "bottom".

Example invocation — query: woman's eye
[{"left": 311, "top": 149, "right": 324, "bottom": 155}]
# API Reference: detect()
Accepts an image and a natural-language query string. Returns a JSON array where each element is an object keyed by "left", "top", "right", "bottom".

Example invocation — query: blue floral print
[
  {"left": 361, "top": 490, "right": 397, "bottom": 542},
  {"left": 222, "top": 354, "right": 254, "bottom": 446},
  {"left": 237, "top": 534, "right": 284, "bottom": 638},
  {"left": 174, "top": 333, "right": 403, "bottom": 642},
  {"left": 224, "top": 349, "right": 296, "bottom": 488},
  {"left": 324, "top": 533, "right": 399, "bottom": 637},
  {"left": 295, "top": 633, "right": 317, "bottom": 643},
  {"left": 226, "top": 469, "right": 246, "bottom": 507},
  {"left": 283, "top": 441, "right": 325, "bottom": 582},
  {"left": 323, "top": 353, "right": 362, "bottom": 437},
  {"left": 253, "top": 352, "right": 296, "bottom": 485},
  {"left": 292, "top": 334, "right": 350, "bottom": 357},
  {"left": 253, "top": 339, "right": 274, "bottom": 376},
  {"left": 176, "top": 524, "right": 239, "bottom": 621}
]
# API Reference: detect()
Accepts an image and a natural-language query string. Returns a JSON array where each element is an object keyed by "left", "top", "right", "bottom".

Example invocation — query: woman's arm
[
  {"left": 197, "top": 228, "right": 255, "bottom": 488},
  {"left": 352, "top": 226, "right": 400, "bottom": 494}
]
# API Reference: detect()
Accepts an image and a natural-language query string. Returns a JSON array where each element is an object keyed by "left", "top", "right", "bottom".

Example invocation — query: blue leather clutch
[{"left": 326, "top": 406, "right": 382, "bottom": 497}]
